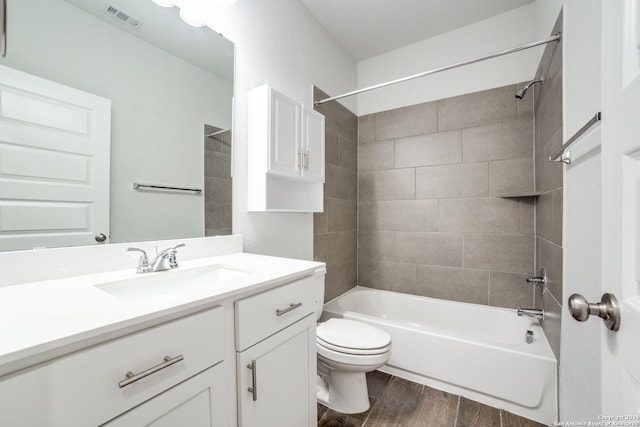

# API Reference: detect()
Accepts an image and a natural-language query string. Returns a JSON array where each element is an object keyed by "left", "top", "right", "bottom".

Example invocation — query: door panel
[
  {"left": 601, "top": 0, "right": 640, "bottom": 416},
  {"left": 0, "top": 64, "right": 111, "bottom": 250}
]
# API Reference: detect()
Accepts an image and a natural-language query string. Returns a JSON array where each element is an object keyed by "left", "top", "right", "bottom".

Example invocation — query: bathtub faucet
[{"left": 517, "top": 307, "right": 544, "bottom": 320}]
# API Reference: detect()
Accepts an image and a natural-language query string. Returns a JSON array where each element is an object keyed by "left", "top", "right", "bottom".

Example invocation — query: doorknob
[{"left": 568, "top": 293, "right": 620, "bottom": 331}]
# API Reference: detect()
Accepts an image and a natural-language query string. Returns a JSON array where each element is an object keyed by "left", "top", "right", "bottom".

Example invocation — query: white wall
[
  {"left": 1, "top": 0, "right": 233, "bottom": 245},
  {"left": 534, "top": 0, "right": 604, "bottom": 422},
  {"left": 178, "top": 0, "right": 357, "bottom": 260},
  {"left": 356, "top": 3, "right": 541, "bottom": 115}
]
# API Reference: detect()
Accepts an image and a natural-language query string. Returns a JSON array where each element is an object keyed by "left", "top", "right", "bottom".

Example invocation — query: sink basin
[{"left": 95, "top": 264, "right": 251, "bottom": 302}]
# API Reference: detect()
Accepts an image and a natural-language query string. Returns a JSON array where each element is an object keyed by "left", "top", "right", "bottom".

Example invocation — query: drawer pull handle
[
  {"left": 276, "top": 302, "right": 302, "bottom": 316},
  {"left": 247, "top": 360, "right": 257, "bottom": 401},
  {"left": 118, "top": 354, "right": 184, "bottom": 388}
]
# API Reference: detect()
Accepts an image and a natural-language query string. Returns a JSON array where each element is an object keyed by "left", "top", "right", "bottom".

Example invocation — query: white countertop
[{"left": 0, "top": 252, "right": 325, "bottom": 377}]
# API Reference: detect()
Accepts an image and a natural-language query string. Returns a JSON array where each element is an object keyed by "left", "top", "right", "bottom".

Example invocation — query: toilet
[{"left": 314, "top": 283, "right": 392, "bottom": 414}]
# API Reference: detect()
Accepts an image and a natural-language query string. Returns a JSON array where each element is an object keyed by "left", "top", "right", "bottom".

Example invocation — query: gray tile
[
  {"left": 340, "top": 136, "right": 358, "bottom": 171},
  {"left": 395, "top": 131, "right": 462, "bottom": 168},
  {"left": 314, "top": 87, "right": 357, "bottom": 142},
  {"left": 437, "top": 85, "right": 518, "bottom": 131},
  {"left": 358, "top": 114, "right": 376, "bottom": 144},
  {"left": 539, "top": 238, "right": 563, "bottom": 302},
  {"left": 314, "top": 233, "right": 341, "bottom": 266},
  {"left": 416, "top": 163, "right": 488, "bottom": 199},
  {"left": 324, "top": 261, "right": 357, "bottom": 302},
  {"left": 536, "top": 131, "right": 564, "bottom": 193},
  {"left": 394, "top": 232, "right": 463, "bottom": 267},
  {"left": 438, "top": 197, "right": 520, "bottom": 234},
  {"left": 489, "top": 157, "right": 534, "bottom": 196},
  {"left": 464, "top": 234, "right": 535, "bottom": 273},
  {"left": 337, "top": 229, "right": 358, "bottom": 264},
  {"left": 489, "top": 272, "right": 533, "bottom": 309},
  {"left": 326, "top": 164, "right": 357, "bottom": 200},
  {"left": 314, "top": 210, "right": 328, "bottom": 235},
  {"left": 358, "top": 140, "right": 394, "bottom": 171},
  {"left": 325, "top": 129, "right": 340, "bottom": 166},
  {"left": 359, "top": 169, "right": 415, "bottom": 200},
  {"left": 221, "top": 203, "right": 232, "bottom": 230},
  {"left": 327, "top": 198, "right": 357, "bottom": 232},
  {"left": 204, "top": 150, "right": 231, "bottom": 178},
  {"left": 358, "top": 258, "right": 416, "bottom": 291},
  {"left": 359, "top": 199, "right": 439, "bottom": 232},
  {"left": 415, "top": 266, "right": 490, "bottom": 304},
  {"left": 516, "top": 81, "right": 535, "bottom": 120},
  {"left": 535, "top": 70, "right": 563, "bottom": 147},
  {"left": 358, "top": 230, "right": 396, "bottom": 262},
  {"left": 204, "top": 203, "right": 222, "bottom": 229},
  {"left": 204, "top": 176, "right": 232, "bottom": 204},
  {"left": 541, "top": 292, "right": 562, "bottom": 360},
  {"left": 536, "top": 191, "right": 553, "bottom": 242},
  {"left": 462, "top": 119, "right": 533, "bottom": 163},
  {"left": 519, "top": 198, "right": 535, "bottom": 235},
  {"left": 375, "top": 101, "right": 437, "bottom": 140},
  {"left": 551, "top": 188, "right": 563, "bottom": 246}
]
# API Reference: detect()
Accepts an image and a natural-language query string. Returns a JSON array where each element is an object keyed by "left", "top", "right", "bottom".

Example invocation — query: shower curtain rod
[{"left": 314, "top": 33, "right": 561, "bottom": 106}]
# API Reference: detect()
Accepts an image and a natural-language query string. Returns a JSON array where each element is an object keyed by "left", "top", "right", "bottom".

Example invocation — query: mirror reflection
[{"left": 0, "top": 0, "right": 234, "bottom": 251}]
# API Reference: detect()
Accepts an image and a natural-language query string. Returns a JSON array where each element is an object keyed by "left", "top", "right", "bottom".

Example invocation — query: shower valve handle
[{"left": 568, "top": 293, "right": 620, "bottom": 331}]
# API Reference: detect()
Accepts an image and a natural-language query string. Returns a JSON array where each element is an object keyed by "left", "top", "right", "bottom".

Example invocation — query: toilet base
[{"left": 316, "top": 371, "right": 370, "bottom": 414}]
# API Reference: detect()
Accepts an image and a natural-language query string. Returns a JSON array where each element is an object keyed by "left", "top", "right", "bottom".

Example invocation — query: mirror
[{"left": 0, "top": 0, "right": 234, "bottom": 251}]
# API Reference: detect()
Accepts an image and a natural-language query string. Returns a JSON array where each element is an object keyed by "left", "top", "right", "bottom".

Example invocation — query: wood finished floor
[{"left": 317, "top": 371, "right": 546, "bottom": 427}]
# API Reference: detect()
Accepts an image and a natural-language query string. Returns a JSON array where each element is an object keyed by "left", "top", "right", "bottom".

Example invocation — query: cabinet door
[
  {"left": 237, "top": 314, "right": 316, "bottom": 427},
  {"left": 268, "top": 90, "right": 300, "bottom": 179},
  {"left": 301, "top": 107, "right": 325, "bottom": 183},
  {"left": 104, "top": 364, "right": 228, "bottom": 427}
]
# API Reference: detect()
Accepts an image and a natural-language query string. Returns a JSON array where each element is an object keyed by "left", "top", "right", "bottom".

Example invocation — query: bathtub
[{"left": 321, "top": 286, "right": 557, "bottom": 425}]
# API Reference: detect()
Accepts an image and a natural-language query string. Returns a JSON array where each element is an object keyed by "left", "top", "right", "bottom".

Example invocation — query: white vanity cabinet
[
  {"left": 248, "top": 84, "right": 325, "bottom": 212},
  {"left": 235, "top": 276, "right": 319, "bottom": 427},
  {"left": 0, "top": 306, "right": 228, "bottom": 427}
]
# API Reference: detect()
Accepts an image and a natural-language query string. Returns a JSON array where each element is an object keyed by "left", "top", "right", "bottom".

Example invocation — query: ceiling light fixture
[
  {"left": 151, "top": 0, "right": 175, "bottom": 7},
  {"left": 178, "top": 8, "right": 205, "bottom": 27}
]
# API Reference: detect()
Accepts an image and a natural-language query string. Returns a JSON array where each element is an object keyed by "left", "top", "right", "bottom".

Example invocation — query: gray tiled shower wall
[
  {"left": 314, "top": 88, "right": 359, "bottom": 302},
  {"left": 204, "top": 125, "right": 232, "bottom": 236},
  {"left": 357, "top": 83, "right": 537, "bottom": 309},
  {"left": 534, "top": 13, "right": 564, "bottom": 360},
  {"left": 314, "top": 45, "right": 563, "bottom": 362}
]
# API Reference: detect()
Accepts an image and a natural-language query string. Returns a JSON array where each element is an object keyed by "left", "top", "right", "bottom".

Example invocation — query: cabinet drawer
[
  {"left": 235, "top": 275, "right": 317, "bottom": 351},
  {"left": 0, "top": 306, "right": 224, "bottom": 427}
]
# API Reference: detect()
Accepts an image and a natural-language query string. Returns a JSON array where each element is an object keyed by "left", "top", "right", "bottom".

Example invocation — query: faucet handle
[
  {"left": 127, "top": 247, "right": 151, "bottom": 273},
  {"left": 165, "top": 243, "right": 185, "bottom": 268}
]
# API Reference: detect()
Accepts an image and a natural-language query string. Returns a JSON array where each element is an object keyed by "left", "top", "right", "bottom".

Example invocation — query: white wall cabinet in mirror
[
  {"left": 248, "top": 84, "right": 324, "bottom": 212},
  {"left": 0, "top": 0, "right": 234, "bottom": 251}
]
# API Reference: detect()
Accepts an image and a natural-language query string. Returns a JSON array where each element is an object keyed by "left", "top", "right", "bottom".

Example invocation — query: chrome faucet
[
  {"left": 127, "top": 243, "right": 185, "bottom": 273},
  {"left": 517, "top": 307, "right": 545, "bottom": 320},
  {"left": 526, "top": 267, "right": 547, "bottom": 295}
]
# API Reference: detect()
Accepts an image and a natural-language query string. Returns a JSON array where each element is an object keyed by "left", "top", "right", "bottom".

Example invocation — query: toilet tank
[{"left": 313, "top": 268, "right": 326, "bottom": 320}]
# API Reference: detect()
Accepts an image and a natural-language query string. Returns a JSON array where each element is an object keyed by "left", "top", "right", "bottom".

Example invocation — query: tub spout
[{"left": 517, "top": 307, "right": 544, "bottom": 320}]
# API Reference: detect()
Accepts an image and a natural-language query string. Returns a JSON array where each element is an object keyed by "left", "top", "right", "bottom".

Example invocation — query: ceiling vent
[{"left": 103, "top": 4, "right": 142, "bottom": 29}]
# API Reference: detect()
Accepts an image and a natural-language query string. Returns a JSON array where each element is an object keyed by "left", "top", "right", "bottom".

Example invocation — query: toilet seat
[{"left": 317, "top": 318, "right": 391, "bottom": 355}]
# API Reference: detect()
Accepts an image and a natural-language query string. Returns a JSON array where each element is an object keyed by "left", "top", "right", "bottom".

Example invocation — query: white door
[
  {"left": 268, "top": 89, "right": 300, "bottom": 179},
  {"left": 600, "top": 0, "right": 640, "bottom": 417},
  {"left": 0, "top": 64, "right": 111, "bottom": 251},
  {"left": 301, "top": 106, "right": 325, "bottom": 183}
]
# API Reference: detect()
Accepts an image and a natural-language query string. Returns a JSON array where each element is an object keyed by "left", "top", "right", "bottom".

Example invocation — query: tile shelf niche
[{"left": 498, "top": 192, "right": 541, "bottom": 198}]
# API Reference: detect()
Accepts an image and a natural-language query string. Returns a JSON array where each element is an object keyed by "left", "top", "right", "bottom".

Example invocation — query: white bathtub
[{"left": 321, "top": 286, "right": 557, "bottom": 425}]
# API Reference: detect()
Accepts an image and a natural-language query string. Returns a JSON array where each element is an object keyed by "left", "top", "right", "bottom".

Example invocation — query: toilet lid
[{"left": 317, "top": 318, "right": 391, "bottom": 352}]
